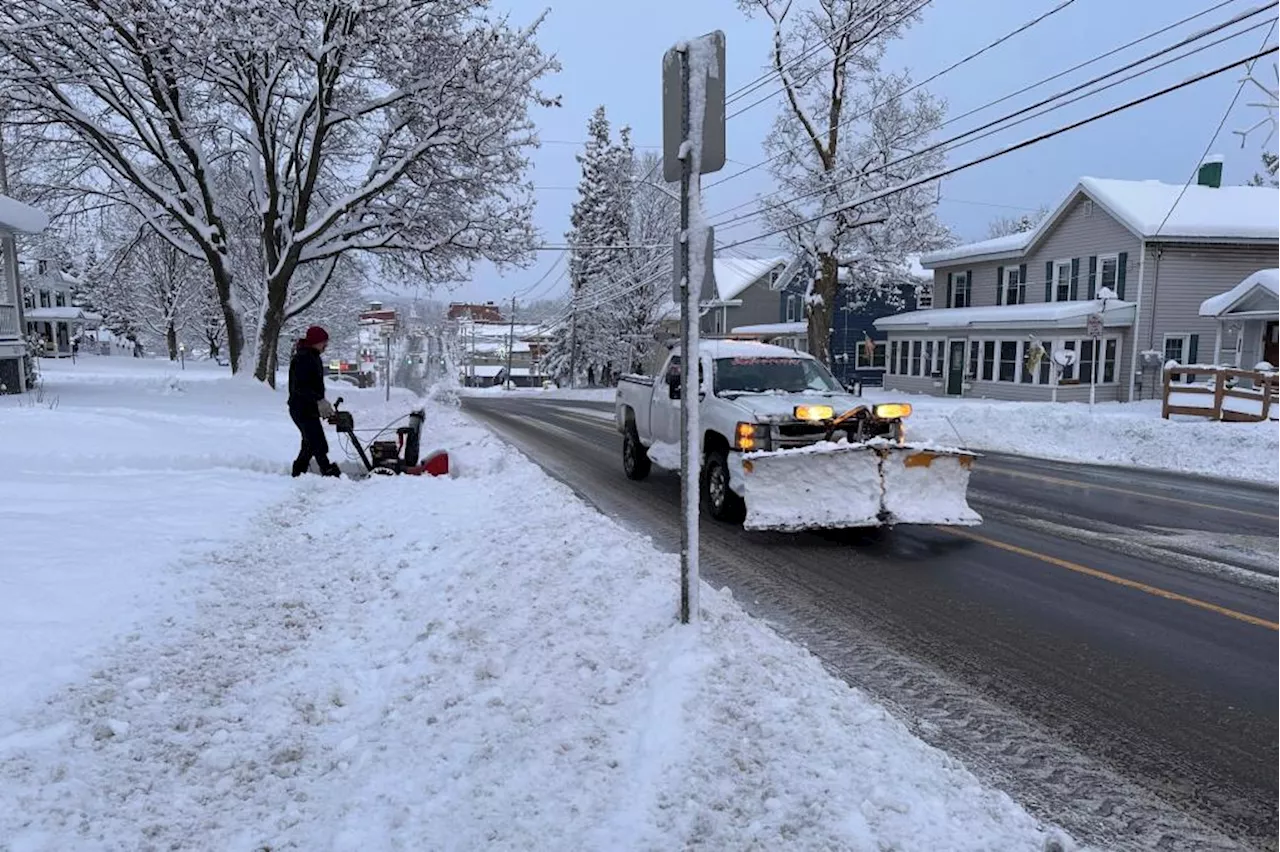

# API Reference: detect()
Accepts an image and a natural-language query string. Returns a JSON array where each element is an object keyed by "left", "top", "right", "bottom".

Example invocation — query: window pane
[
  {"left": 1056, "top": 262, "right": 1072, "bottom": 301},
  {"left": 935, "top": 340, "right": 945, "bottom": 374},
  {"left": 1064, "top": 340, "right": 1077, "bottom": 380},
  {"left": 968, "top": 341, "right": 979, "bottom": 378},
  {"left": 1163, "top": 337, "right": 1184, "bottom": 364},
  {"left": 1019, "top": 342, "right": 1035, "bottom": 383},
  {"left": 888, "top": 341, "right": 898, "bottom": 373},
  {"left": 1104, "top": 339, "right": 1117, "bottom": 382},
  {"left": 999, "top": 341, "right": 1017, "bottom": 382},
  {"left": 1100, "top": 257, "right": 1117, "bottom": 291},
  {"left": 911, "top": 341, "right": 921, "bottom": 375},
  {"left": 873, "top": 343, "right": 886, "bottom": 368},
  {"left": 923, "top": 341, "right": 933, "bottom": 375},
  {"left": 982, "top": 341, "right": 995, "bottom": 380},
  {"left": 1080, "top": 340, "right": 1096, "bottom": 383},
  {"left": 899, "top": 340, "right": 909, "bottom": 374},
  {"left": 1039, "top": 343, "right": 1052, "bottom": 384}
]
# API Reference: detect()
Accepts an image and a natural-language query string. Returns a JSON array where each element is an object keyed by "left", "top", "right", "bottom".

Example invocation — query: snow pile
[
  {"left": 0, "top": 356, "right": 1065, "bottom": 850},
  {"left": 864, "top": 389, "right": 1280, "bottom": 483}
]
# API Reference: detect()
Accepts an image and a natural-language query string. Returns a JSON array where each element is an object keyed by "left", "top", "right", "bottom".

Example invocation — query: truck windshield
[{"left": 713, "top": 356, "right": 842, "bottom": 394}]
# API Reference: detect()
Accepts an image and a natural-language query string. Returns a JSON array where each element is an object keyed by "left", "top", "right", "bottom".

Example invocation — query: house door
[
  {"left": 1265, "top": 321, "right": 1278, "bottom": 368},
  {"left": 946, "top": 339, "right": 966, "bottom": 395}
]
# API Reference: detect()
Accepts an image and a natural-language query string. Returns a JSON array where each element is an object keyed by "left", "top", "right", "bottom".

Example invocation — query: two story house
[
  {"left": 0, "top": 195, "right": 49, "bottom": 393},
  {"left": 875, "top": 162, "right": 1279, "bottom": 402},
  {"left": 22, "top": 259, "right": 100, "bottom": 357}
]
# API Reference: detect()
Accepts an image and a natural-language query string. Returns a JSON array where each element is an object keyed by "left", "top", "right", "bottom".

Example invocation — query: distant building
[
  {"left": 23, "top": 259, "right": 102, "bottom": 357},
  {"left": 447, "top": 301, "right": 504, "bottom": 323}
]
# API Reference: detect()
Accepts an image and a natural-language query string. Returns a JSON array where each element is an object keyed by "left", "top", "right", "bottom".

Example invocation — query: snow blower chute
[
  {"left": 732, "top": 404, "right": 980, "bottom": 531},
  {"left": 327, "top": 397, "right": 449, "bottom": 477}
]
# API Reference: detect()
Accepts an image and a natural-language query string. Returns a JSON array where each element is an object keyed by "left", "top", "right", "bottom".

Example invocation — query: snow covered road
[{"left": 0, "top": 359, "right": 1067, "bottom": 850}]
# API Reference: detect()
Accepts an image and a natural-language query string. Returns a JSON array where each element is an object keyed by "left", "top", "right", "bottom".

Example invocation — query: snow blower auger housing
[{"left": 327, "top": 397, "right": 449, "bottom": 477}]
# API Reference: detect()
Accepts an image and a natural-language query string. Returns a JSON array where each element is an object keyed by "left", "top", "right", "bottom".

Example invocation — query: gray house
[
  {"left": 698, "top": 255, "right": 806, "bottom": 335},
  {"left": 0, "top": 194, "right": 49, "bottom": 393},
  {"left": 875, "top": 163, "right": 1279, "bottom": 402}
]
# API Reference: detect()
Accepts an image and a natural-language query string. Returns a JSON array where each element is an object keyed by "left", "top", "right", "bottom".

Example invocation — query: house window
[
  {"left": 54, "top": 291, "right": 67, "bottom": 308},
  {"left": 934, "top": 340, "right": 945, "bottom": 375},
  {"left": 952, "top": 272, "right": 971, "bottom": 308},
  {"left": 1019, "top": 341, "right": 1036, "bottom": 384},
  {"left": 1062, "top": 340, "right": 1077, "bottom": 380},
  {"left": 998, "top": 341, "right": 1018, "bottom": 382},
  {"left": 1054, "top": 260, "right": 1072, "bottom": 302},
  {"left": 898, "top": 340, "right": 909, "bottom": 374},
  {"left": 39, "top": 289, "right": 51, "bottom": 308},
  {"left": 1162, "top": 333, "right": 1187, "bottom": 366},
  {"left": 888, "top": 341, "right": 898, "bottom": 374},
  {"left": 785, "top": 295, "right": 798, "bottom": 322},
  {"left": 37, "top": 259, "right": 47, "bottom": 275},
  {"left": 1079, "top": 340, "right": 1096, "bottom": 384},
  {"left": 23, "top": 290, "right": 33, "bottom": 310},
  {"left": 1038, "top": 342, "right": 1052, "bottom": 384},
  {"left": 982, "top": 341, "right": 996, "bottom": 381},
  {"left": 856, "top": 341, "right": 887, "bottom": 369},
  {"left": 923, "top": 341, "right": 934, "bottom": 376},
  {"left": 968, "top": 341, "right": 980, "bottom": 378},
  {"left": 910, "top": 341, "right": 922, "bottom": 376},
  {"left": 1003, "top": 267, "right": 1025, "bottom": 305},
  {"left": 1104, "top": 339, "right": 1118, "bottom": 382},
  {"left": 1097, "top": 255, "right": 1118, "bottom": 296}
]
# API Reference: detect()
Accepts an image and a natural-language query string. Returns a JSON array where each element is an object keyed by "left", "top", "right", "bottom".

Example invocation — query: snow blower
[{"left": 327, "top": 397, "right": 450, "bottom": 477}]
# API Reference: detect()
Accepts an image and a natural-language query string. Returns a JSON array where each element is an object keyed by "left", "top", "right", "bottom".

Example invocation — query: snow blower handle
[{"left": 327, "top": 396, "right": 355, "bottom": 434}]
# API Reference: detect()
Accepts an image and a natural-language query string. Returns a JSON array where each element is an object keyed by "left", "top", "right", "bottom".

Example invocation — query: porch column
[{"left": 1213, "top": 325, "right": 1223, "bottom": 368}]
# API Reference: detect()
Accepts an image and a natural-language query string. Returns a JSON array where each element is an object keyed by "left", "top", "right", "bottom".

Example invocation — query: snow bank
[
  {"left": 0, "top": 356, "right": 1064, "bottom": 850},
  {"left": 865, "top": 389, "right": 1279, "bottom": 484}
]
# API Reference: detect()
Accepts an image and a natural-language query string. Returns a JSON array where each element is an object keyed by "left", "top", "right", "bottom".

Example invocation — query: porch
[
  {"left": 1198, "top": 268, "right": 1279, "bottom": 370},
  {"left": 25, "top": 306, "right": 103, "bottom": 357}
]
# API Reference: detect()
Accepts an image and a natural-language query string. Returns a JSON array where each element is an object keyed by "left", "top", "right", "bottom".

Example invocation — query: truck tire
[
  {"left": 623, "top": 425, "right": 651, "bottom": 481},
  {"left": 702, "top": 448, "right": 746, "bottom": 524}
]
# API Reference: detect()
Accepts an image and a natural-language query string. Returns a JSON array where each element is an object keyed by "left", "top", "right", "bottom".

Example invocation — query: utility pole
[
  {"left": 505, "top": 296, "right": 517, "bottom": 390},
  {"left": 663, "top": 31, "right": 725, "bottom": 625}
]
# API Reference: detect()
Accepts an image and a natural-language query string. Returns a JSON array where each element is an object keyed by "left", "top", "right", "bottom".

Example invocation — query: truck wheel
[
  {"left": 623, "top": 426, "right": 651, "bottom": 481},
  {"left": 702, "top": 449, "right": 746, "bottom": 524}
]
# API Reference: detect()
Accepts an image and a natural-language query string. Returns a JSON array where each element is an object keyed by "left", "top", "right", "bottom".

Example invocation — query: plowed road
[{"left": 463, "top": 395, "right": 1278, "bottom": 852}]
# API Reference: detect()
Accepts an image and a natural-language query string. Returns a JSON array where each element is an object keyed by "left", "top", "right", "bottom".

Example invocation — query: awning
[
  {"left": 1198, "top": 269, "right": 1278, "bottom": 318},
  {"left": 25, "top": 306, "right": 103, "bottom": 322},
  {"left": 874, "top": 298, "right": 1135, "bottom": 332}
]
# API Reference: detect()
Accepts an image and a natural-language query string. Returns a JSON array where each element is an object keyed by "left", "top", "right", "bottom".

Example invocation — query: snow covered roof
[
  {"left": 1199, "top": 268, "right": 1280, "bottom": 318},
  {"left": 713, "top": 256, "right": 789, "bottom": 301},
  {"left": 730, "top": 321, "right": 808, "bottom": 336},
  {"left": 25, "top": 306, "right": 103, "bottom": 322},
  {"left": 679, "top": 339, "right": 815, "bottom": 359},
  {"left": 922, "top": 177, "right": 1279, "bottom": 268},
  {"left": 920, "top": 231, "right": 1033, "bottom": 267},
  {"left": 874, "top": 298, "right": 1135, "bottom": 331},
  {"left": 0, "top": 195, "right": 48, "bottom": 234}
]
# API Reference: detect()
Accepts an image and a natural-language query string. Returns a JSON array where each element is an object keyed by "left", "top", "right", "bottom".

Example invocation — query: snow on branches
[
  {"left": 739, "top": 0, "right": 952, "bottom": 366},
  {"left": 0, "top": 0, "right": 557, "bottom": 383}
]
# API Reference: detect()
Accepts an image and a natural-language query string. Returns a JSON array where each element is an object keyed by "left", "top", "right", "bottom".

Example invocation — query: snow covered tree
[
  {"left": 739, "top": 0, "right": 952, "bottom": 366},
  {"left": 1247, "top": 151, "right": 1279, "bottom": 187},
  {"left": 987, "top": 204, "right": 1051, "bottom": 238},
  {"left": 0, "top": 0, "right": 557, "bottom": 384}
]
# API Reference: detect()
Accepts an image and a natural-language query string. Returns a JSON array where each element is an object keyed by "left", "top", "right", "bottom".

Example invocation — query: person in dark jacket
[{"left": 288, "top": 326, "right": 340, "bottom": 477}]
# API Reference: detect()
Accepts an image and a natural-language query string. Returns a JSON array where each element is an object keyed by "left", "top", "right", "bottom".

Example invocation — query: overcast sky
[{"left": 444, "top": 0, "right": 1278, "bottom": 304}]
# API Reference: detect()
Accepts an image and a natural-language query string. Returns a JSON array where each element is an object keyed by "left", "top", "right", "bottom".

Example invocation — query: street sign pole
[
  {"left": 1087, "top": 310, "right": 1104, "bottom": 407},
  {"left": 664, "top": 31, "right": 725, "bottom": 625}
]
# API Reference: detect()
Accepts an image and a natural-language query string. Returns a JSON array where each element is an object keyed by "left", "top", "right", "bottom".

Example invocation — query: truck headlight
[
  {"left": 735, "top": 421, "right": 768, "bottom": 451},
  {"left": 793, "top": 404, "right": 835, "bottom": 421},
  {"left": 873, "top": 402, "right": 912, "bottom": 420}
]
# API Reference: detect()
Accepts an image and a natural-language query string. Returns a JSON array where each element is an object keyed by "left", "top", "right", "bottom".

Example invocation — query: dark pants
[{"left": 289, "top": 407, "right": 334, "bottom": 475}]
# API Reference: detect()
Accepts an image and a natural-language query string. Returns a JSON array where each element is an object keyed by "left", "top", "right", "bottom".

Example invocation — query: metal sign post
[
  {"left": 663, "top": 31, "right": 725, "bottom": 625},
  {"left": 1087, "top": 311, "right": 1104, "bottom": 407}
]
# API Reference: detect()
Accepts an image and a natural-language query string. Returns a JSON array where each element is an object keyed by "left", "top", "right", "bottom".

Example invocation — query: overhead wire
[
  {"left": 711, "top": 6, "right": 1277, "bottom": 234},
  {"left": 704, "top": 0, "right": 1246, "bottom": 197},
  {"left": 715, "top": 44, "right": 1278, "bottom": 252}
]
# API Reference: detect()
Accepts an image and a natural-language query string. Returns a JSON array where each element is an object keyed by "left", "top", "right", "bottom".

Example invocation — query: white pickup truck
[{"left": 615, "top": 340, "right": 980, "bottom": 531}]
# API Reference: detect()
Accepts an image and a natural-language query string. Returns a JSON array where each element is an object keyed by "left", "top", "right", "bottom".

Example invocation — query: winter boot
[
  {"left": 321, "top": 463, "right": 342, "bottom": 478},
  {"left": 291, "top": 459, "right": 310, "bottom": 477}
]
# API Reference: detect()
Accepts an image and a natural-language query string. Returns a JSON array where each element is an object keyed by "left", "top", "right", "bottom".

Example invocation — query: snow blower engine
[{"left": 327, "top": 397, "right": 449, "bottom": 477}]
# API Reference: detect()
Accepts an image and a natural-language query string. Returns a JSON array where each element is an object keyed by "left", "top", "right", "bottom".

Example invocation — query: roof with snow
[
  {"left": 712, "top": 256, "right": 789, "bottom": 301},
  {"left": 730, "top": 321, "right": 808, "bottom": 336},
  {"left": 922, "top": 177, "right": 1279, "bottom": 267},
  {"left": 1199, "top": 268, "right": 1279, "bottom": 318},
  {"left": 675, "top": 339, "right": 816, "bottom": 360},
  {"left": 0, "top": 195, "right": 49, "bottom": 234},
  {"left": 25, "top": 306, "right": 103, "bottom": 322},
  {"left": 874, "top": 298, "right": 1135, "bottom": 331}
]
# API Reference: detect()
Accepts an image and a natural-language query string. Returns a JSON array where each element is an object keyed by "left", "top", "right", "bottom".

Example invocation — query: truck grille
[{"left": 773, "top": 420, "right": 892, "bottom": 448}]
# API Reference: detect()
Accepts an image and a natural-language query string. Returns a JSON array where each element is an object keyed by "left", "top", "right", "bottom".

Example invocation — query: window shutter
[
  {"left": 1069, "top": 258, "right": 1080, "bottom": 300},
  {"left": 1044, "top": 262, "right": 1053, "bottom": 302},
  {"left": 1116, "top": 251, "right": 1128, "bottom": 299},
  {"left": 1188, "top": 334, "right": 1199, "bottom": 365},
  {"left": 946, "top": 272, "right": 953, "bottom": 308},
  {"left": 995, "top": 266, "right": 1004, "bottom": 305},
  {"left": 1087, "top": 256, "right": 1097, "bottom": 299}
]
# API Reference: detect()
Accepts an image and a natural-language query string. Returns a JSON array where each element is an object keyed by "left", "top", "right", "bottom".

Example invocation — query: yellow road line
[
  {"left": 977, "top": 464, "right": 1278, "bottom": 522},
  {"left": 940, "top": 526, "right": 1278, "bottom": 631}
]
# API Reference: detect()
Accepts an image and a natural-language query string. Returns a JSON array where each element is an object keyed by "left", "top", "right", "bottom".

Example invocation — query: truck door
[{"left": 654, "top": 355, "right": 682, "bottom": 443}]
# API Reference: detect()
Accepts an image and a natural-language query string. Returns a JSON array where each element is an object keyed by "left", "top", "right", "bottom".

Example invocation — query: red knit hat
[{"left": 301, "top": 326, "right": 329, "bottom": 347}]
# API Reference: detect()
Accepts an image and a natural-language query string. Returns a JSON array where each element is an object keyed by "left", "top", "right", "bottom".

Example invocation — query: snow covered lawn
[
  {"left": 1, "top": 357, "right": 1065, "bottom": 850},
  {"left": 861, "top": 389, "right": 1279, "bottom": 485}
]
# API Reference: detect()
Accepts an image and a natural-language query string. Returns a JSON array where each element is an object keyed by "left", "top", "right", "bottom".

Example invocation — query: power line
[
  {"left": 705, "top": 0, "right": 1244, "bottom": 196},
  {"left": 726, "top": 0, "right": 934, "bottom": 122},
  {"left": 712, "top": 8, "right": 1276, "bottom": 233},
  {"left": 513, "top": 253, "right": 566, "bottom": 299},
  {"left": 716, "top": 45, "right": 1277, "bottom": 252}
]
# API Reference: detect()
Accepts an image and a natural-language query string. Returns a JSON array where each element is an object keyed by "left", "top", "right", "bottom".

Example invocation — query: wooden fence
[{"left": 1162, "top": 365, "right": 1278, "bottom": 422}]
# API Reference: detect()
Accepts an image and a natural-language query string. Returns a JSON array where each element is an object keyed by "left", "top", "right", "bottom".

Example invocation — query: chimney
[{"left": 1197, "top": 154, "right": 1223, "bottom": 188}]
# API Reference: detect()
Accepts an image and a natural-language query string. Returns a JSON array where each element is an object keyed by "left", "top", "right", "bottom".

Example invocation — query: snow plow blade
[{"left": 736, "top": 442, "right": 981, "bottom": 532}]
